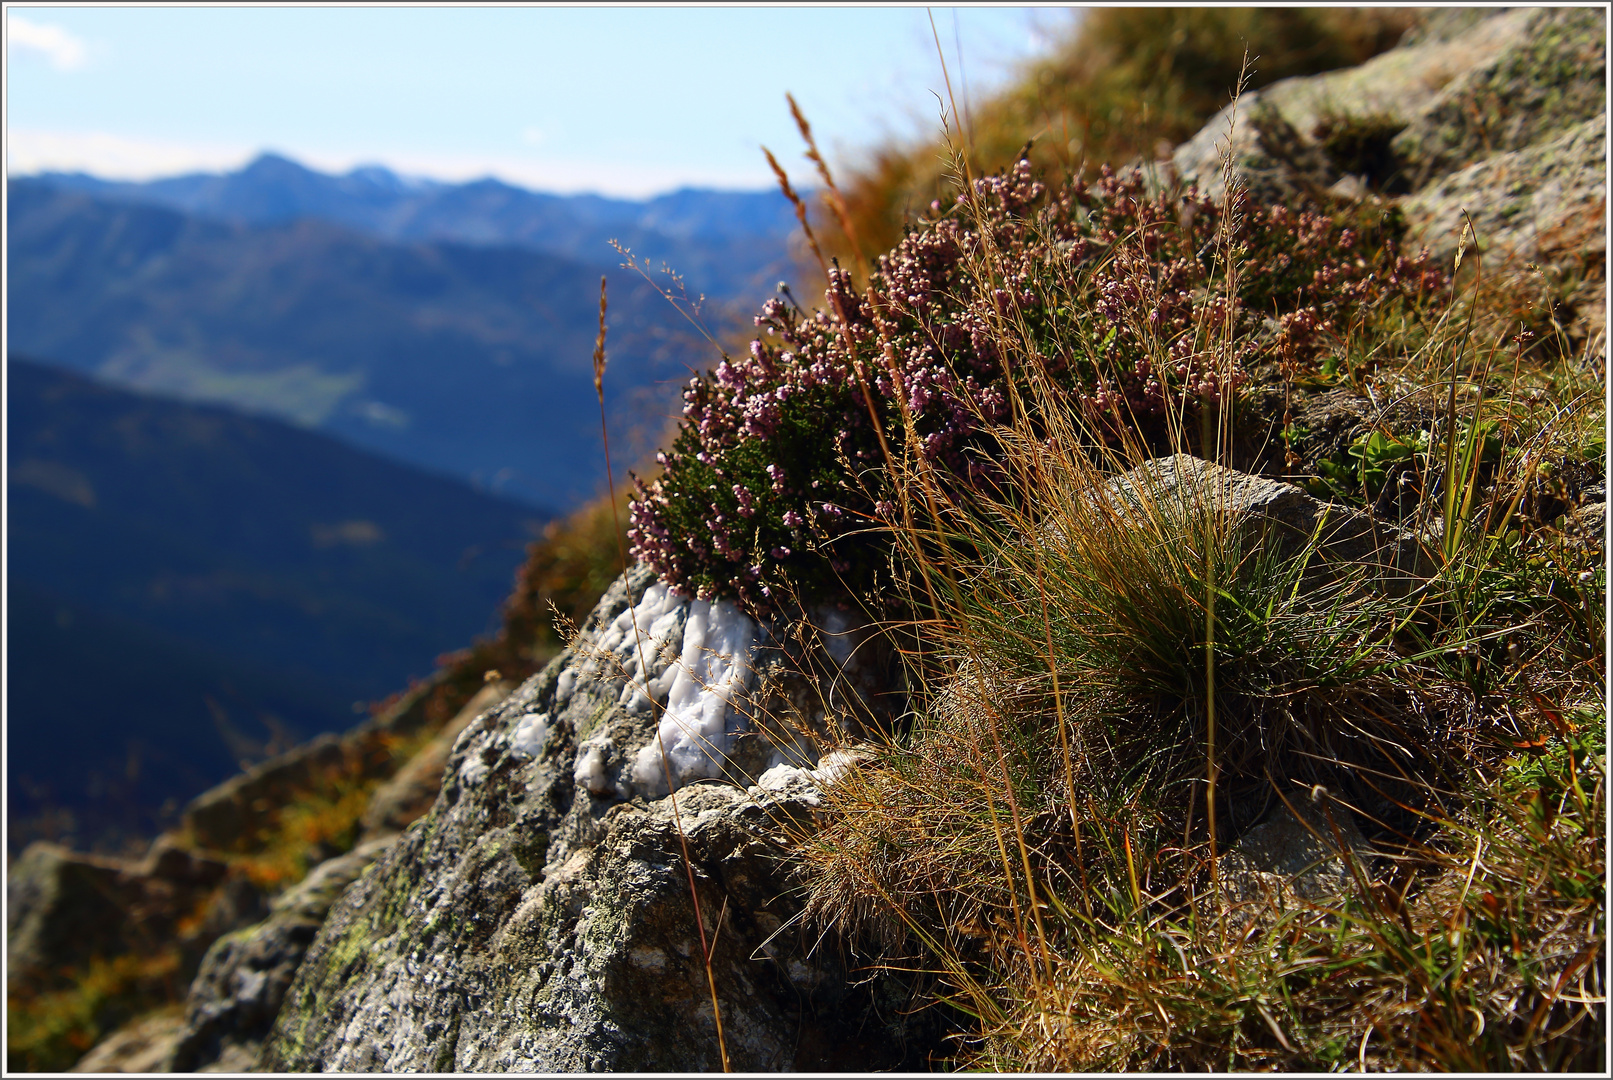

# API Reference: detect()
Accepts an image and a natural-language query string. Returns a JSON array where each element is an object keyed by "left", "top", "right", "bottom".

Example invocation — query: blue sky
[{"left": 7, "top": 5, "right": 1077, "bottom": 197}]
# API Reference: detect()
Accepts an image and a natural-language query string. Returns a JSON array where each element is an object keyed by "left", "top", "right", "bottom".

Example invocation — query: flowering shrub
[{"left": 629, "top": 160, "right": 1449, "bottom": 609}]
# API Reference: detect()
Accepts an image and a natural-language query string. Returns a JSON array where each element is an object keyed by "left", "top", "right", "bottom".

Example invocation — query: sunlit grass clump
[{"left": 796, "top": 415, "right": 1603, "bottom": 1068}]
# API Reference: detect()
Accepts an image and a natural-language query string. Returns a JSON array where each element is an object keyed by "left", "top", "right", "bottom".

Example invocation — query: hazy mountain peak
[{"left": 14, "top": 152, "right": 799, "bottom": 303}]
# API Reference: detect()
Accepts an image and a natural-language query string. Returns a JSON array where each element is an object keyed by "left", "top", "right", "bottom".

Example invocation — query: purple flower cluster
[{"left": 629, "top": 159, "right": 1449, "bottom": 610}]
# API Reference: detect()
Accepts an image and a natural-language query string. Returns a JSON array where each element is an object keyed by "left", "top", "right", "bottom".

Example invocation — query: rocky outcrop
[
  {"left": 1400, "top": 115, "right": 1605, "bottom": 266},
  {"left": 261, "top": 453, "right": 1444, "bottom": 1070},
  {"left": 1169, "top": 5, "right": 1606, "bottom": 358},
  {"left": 259, "top": 565, "right": 931, "bottom": 1071},
  {"left": 146, "top": 681, "right": 515, "bottom": 1072},
  {"left": 1169, "top": 9, "right": 1537, "bottom": 201},
  {"left": 1170, "top": 8, "right": 1603, "bottom": 203},
  {"left": 164, "top": 835, "right": 400, "bottom": 1072},
  {"left": 7, "top": 837, "right": 261, "bottom": 992},
  {"left": 1390, "top": 8, "right": 1607, "bottom": 190}
]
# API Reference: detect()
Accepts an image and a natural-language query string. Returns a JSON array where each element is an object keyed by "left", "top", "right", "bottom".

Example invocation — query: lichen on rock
[{"left": 258, "top": 564, "right": 931, "bottom": 1071}]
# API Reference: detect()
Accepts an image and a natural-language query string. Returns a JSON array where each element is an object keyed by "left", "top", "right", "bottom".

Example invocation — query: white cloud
[
  {"left": 8, "top": 15, "right": 88, "bottom": 71},
  {"left": 7, "top": 129, "right": 256, "bottom": 180}
]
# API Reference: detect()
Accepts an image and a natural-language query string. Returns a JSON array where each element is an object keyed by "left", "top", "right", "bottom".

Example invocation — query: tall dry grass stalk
[{"left": 590, "top": 277, "right": 731, "bottom": 1072}]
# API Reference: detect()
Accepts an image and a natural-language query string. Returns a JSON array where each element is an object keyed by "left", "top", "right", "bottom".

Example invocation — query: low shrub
[{"left": 629, "top": 160, "right": 1448, "bottom": 610}]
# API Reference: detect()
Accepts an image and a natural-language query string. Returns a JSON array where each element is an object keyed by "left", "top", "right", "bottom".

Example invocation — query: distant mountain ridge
[
  {"left": 27, "top": 153, "right": 801, "bottom": 303},
  {"left": 7, "top": 177, "right": 722, "bottom": 508},
  {"left": 7, "top": 357, "right": 545, "bottom": 848}
]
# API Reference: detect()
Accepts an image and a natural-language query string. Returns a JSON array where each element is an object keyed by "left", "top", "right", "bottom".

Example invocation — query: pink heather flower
[{"left": 629, "top": 159, "right": 1437, "bottom": 607}]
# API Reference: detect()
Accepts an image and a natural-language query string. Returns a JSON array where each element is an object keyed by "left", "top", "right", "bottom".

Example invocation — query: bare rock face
[
  {"left": 163, "top": 835, "right": 400, "bottom": 1072},
  {"left": 1401, "top": 116, "right": 1606, "bottom": 266},
  {"left": 1108, "top": 453, "right": 1432, "bottom": 590},
  {"left": 259, "top": 565, "right": 933, "bottom": 1071},
  {"left": 1169, "top": 5, "right": 1606, "bottom": 304},
  {"left": 161, "top": 681, "right": 515, "bottom": 1072}
]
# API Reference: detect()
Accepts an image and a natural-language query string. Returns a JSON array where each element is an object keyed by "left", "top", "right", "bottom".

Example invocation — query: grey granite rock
[
  {"left": 1399, "top": 116, "right": 1606, "bottom": 267},
  {"left": 1167, "top": 4, "right": 1606, "bottom": 262},
  {"left": 1219, "top": 794, "right": 1379, "bottom": 909},
  {"left": 1106, "top": 453, "right": 1432, "bottom": 592},
  {"left": 1167, "top": 9, "right": 1537, "bottom": 203},
  {"left": 259, "top": 566, "right": 933, "bottom": 1071},
  {"left": 163, "top": 835, "right": 400, "bottom": 1072},
  {"left": 67, "top": 1010, "right": 187, "bottom": 1074},
  {"left": 1392, "top": 7, "right": 1607, "bottom": 190}
]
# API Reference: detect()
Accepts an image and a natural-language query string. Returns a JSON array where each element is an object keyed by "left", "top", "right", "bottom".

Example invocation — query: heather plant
[{"left": 629, "top": 158, "right": 1448, "bottom": 610}]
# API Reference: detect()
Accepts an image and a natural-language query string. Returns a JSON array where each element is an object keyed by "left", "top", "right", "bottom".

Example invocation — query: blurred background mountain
[
  {"left": 8, "top": 163, "right": 795, "bottom": 510},
  {"left": 7, "top": 358, "right": 549, "bottom": 852},
  {"left": 30, "top": 152, "right": 799, "bottom": 303}
]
